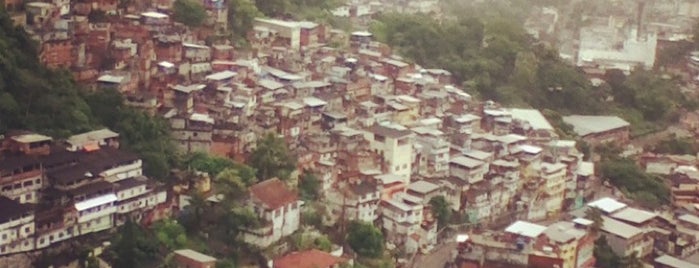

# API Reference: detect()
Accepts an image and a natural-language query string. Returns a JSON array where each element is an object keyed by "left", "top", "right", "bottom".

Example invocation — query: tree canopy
[
  {"left": 227, "top": 0, "right": 262, "bottom": 39},
  {"left": 599, "top": 156, "right": 670, "bottom": 208},
  {"left": 298, "top": 171, "right": 321, "bottom": 201},
  {"left": 594, "top": 236, "right": 621, "bottom": 268},
  {"left": 346, "top": 221, "right": 384, "bottom": 258},
  {"left": 173, "top": 0, "right": 208, "bottom": 27},
  {"left": 429, "top": 196, "right": 452, "bottom": 228},
  {"left": 249, "top": 133, "right": 297, "bottom": 180},
  {"left": 106, "top": 221, "right": 161, "bottom": 268},
  {"left": 0, "top": 10, "right": 97, "bottom": 137},
  {"left": 83, "top": 89, "right": 178, "bottom": 179},
  {"left": 369, "top": 10, "right": 693, "bottom": 134},
  {"left": 153, "top": 219, "right": 188, "bottom": 250},
  {"left": 649, "top": 135, "right": 699, "bottom": 156}
]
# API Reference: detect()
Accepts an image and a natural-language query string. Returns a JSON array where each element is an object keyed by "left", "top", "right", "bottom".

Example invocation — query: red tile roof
[
  {"left": 274, "top": 249, "right": 346, "bottom": 268},
  {"left": 250, "top": 178, "right": 297, "bottom": 210}
]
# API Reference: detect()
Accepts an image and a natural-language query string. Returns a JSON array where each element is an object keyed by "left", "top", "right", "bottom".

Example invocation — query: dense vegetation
[
  {"left": 369, "top": 3, "right": 694, "bottom": 135},
  {"left": 227, "top": 0, "right": 346, "bottom": 39},
  {"left": 346, "top": 221, "right": 385, "bottom": 258},
  {"left": 0, "top": 9, "right": 177, "bottom": 179},
  {"left": 429, "top": 196, "right": 452, "bottom": 228},
  {"left": 649, "top": 135, "right": 699, "bottom": 156},
  {"left": 0, "top": 9, "right": 95, "bottom": 137},
  {"left": 598, "top": 151, "right": 670, "bottom": 208},
  {"left": 172, "top": 0, "right": 207, "bottom": 27}
]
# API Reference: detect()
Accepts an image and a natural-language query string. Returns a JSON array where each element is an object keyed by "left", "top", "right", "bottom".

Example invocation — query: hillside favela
[{"left": 3, "top": 0, "right": 699, "bottom": 267}]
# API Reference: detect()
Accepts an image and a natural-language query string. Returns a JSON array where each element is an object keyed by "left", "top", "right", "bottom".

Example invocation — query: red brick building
[
  {"left": 173, "top": 249, "right": 217, "bottom": 268},
  {"left": 40, "top": 38, "right": 73, "bottom": 69}
]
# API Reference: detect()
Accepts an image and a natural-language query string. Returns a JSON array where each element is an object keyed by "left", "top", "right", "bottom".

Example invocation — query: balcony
[{"left": 77, "top": 206, "right": 116, "bottom": 223}]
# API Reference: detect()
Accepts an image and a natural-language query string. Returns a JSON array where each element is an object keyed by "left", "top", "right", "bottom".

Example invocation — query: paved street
[{"left": 411, "top": 242, "right": 457, "bottom": 268}]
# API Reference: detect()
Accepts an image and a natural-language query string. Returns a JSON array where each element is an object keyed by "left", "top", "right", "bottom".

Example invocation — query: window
[
  {"left": 24, "top": 227, "right": 30, "bottom": 234},
  {"left": 39, "top": 238, "right": 45, "bottom": 244},
  {"left": 49, "top": 235, "right": 54, "bottom": 242},
  {"left": 22, "top": 180, "right": 33, "bottom": 187},
  {"left": 374, "top": 135, "right": 385, "bottom": 142},
  {"left": 1, "top": 234, "right": 6, "bottom": 240},
  {"left": 35, "top": 178, "right": 41, "bottom": 184},
  {"left": 25, "top": 193, "right": 32, "bottom": 201}
]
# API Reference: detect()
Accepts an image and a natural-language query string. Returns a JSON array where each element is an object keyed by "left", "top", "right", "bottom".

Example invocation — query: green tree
[
  {"left": 153, "top": 219, "right": 188, "bottom": 250},
  {"left": 108, "top": 221, "right": 161, "bottom": 268},
  {"left": 184, "top": 152, "right": 235, "bottom": 176},
  {"left": 249, "top": 133, "right": 297, "bottom": 180},
  {"left": 599, "top": 157, "right": 669, "bottom": 208},
  {"left": 298, "top": 171, "right": 320, "bottom": 201},
  {"left": 180, "top": 191, "right": 209, "bottom": 234},
  {"left": 173, "top": 0, "right": 208, "bottom": 27},
  {"left": 216, "top": 168, "right": 247, "bottom": 199},
  {"left": 291, "top": 232, "right": 333, "bottom": 251},
  {"left": 620, "top": 251, "right": 644, "bottom": 268},
  {"left": 182, "top": 152, "right": 258, "bottom": 184},
  {"left": 255, "top": 0, "right": 290, "bottom": 17},
  {"left": 594, "top": 236, "right": 621, "bottom": 268},
  {"left": 650, "top": 135, "right": 699, "bottom": 155},
  {"left": 429, "top": 196, "right": 452, "bottom": 228},
  {"left": 228, "top": 0, "right": 262, "bottom": 38},
  {"left": 346, "top": 221, "right": 384, "bottom": 258},
  {"left": 82, "top": 88, "right": 179, "bottom": 180},
  {"left": 584, "top": 207, "right": 603, "bottom": 235}
]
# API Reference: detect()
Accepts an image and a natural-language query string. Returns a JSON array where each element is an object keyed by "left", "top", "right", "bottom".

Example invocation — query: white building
[
  {"left": 243, "top": 178, "right": 302, "bottom": 248},
  {"left": 325, "top": 181, "right": 381, "bottom": 224},
  {"left": 380, "top": 195, "right": 436, "bottom": 254},
  {"left": 113, "top": 176, "right": 168, "bottom": 226},
  {"left": 449, "top": 156, "right": 487, "bottom": 184},
  {"left": 364, "top": 123, "right": 414, "bottom": 183},
  {"left": 65, "top": 128, "right": 120, "bottom": 152},
  {"left": 577, "top": 21, "right": 657, "bottom": 73},
  {"left": 412, "top": 126, "right": 450, "bottom": 177},
  {"left": 75, "top": 193, "right": 118, "bottom": 235},
  {"left": 0, "top": 197, "right": 35, "bottom": 256},
  {"left": 531, "top": 162, "right": 568, "bottom": 219}
]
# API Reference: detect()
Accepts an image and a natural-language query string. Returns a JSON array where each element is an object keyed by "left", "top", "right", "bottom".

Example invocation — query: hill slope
[{"left": 0, "top": 9, "right": 176, "bottom": 178}]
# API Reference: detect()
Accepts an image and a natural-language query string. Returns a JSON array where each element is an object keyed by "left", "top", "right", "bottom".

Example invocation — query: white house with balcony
[
  {"left": 91, "top": 149, "right": 142, "bottom": 182},
  {"left": 243, "top": 178, "right": 302, "bottom": 248},
  {"left": 113, "top": 176, "right": 167, "bottom": 226},
  {"left": 0, "top": 197, "right": 35, "bottom": 256},
  {"left": 325, "top": 180, "right": 381, "bottom": 225},
  {"left": 412, "top": 126, "right": 450, "bottom": 177},
  {"left": 381, "top": 194, "right": 436, "bottom": 254},
  {"left": 381, "top": 196, "right": 423, "bottom": 242},
  {"left": 74, "top": 193, "right": 117, "bottom": 235}
]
